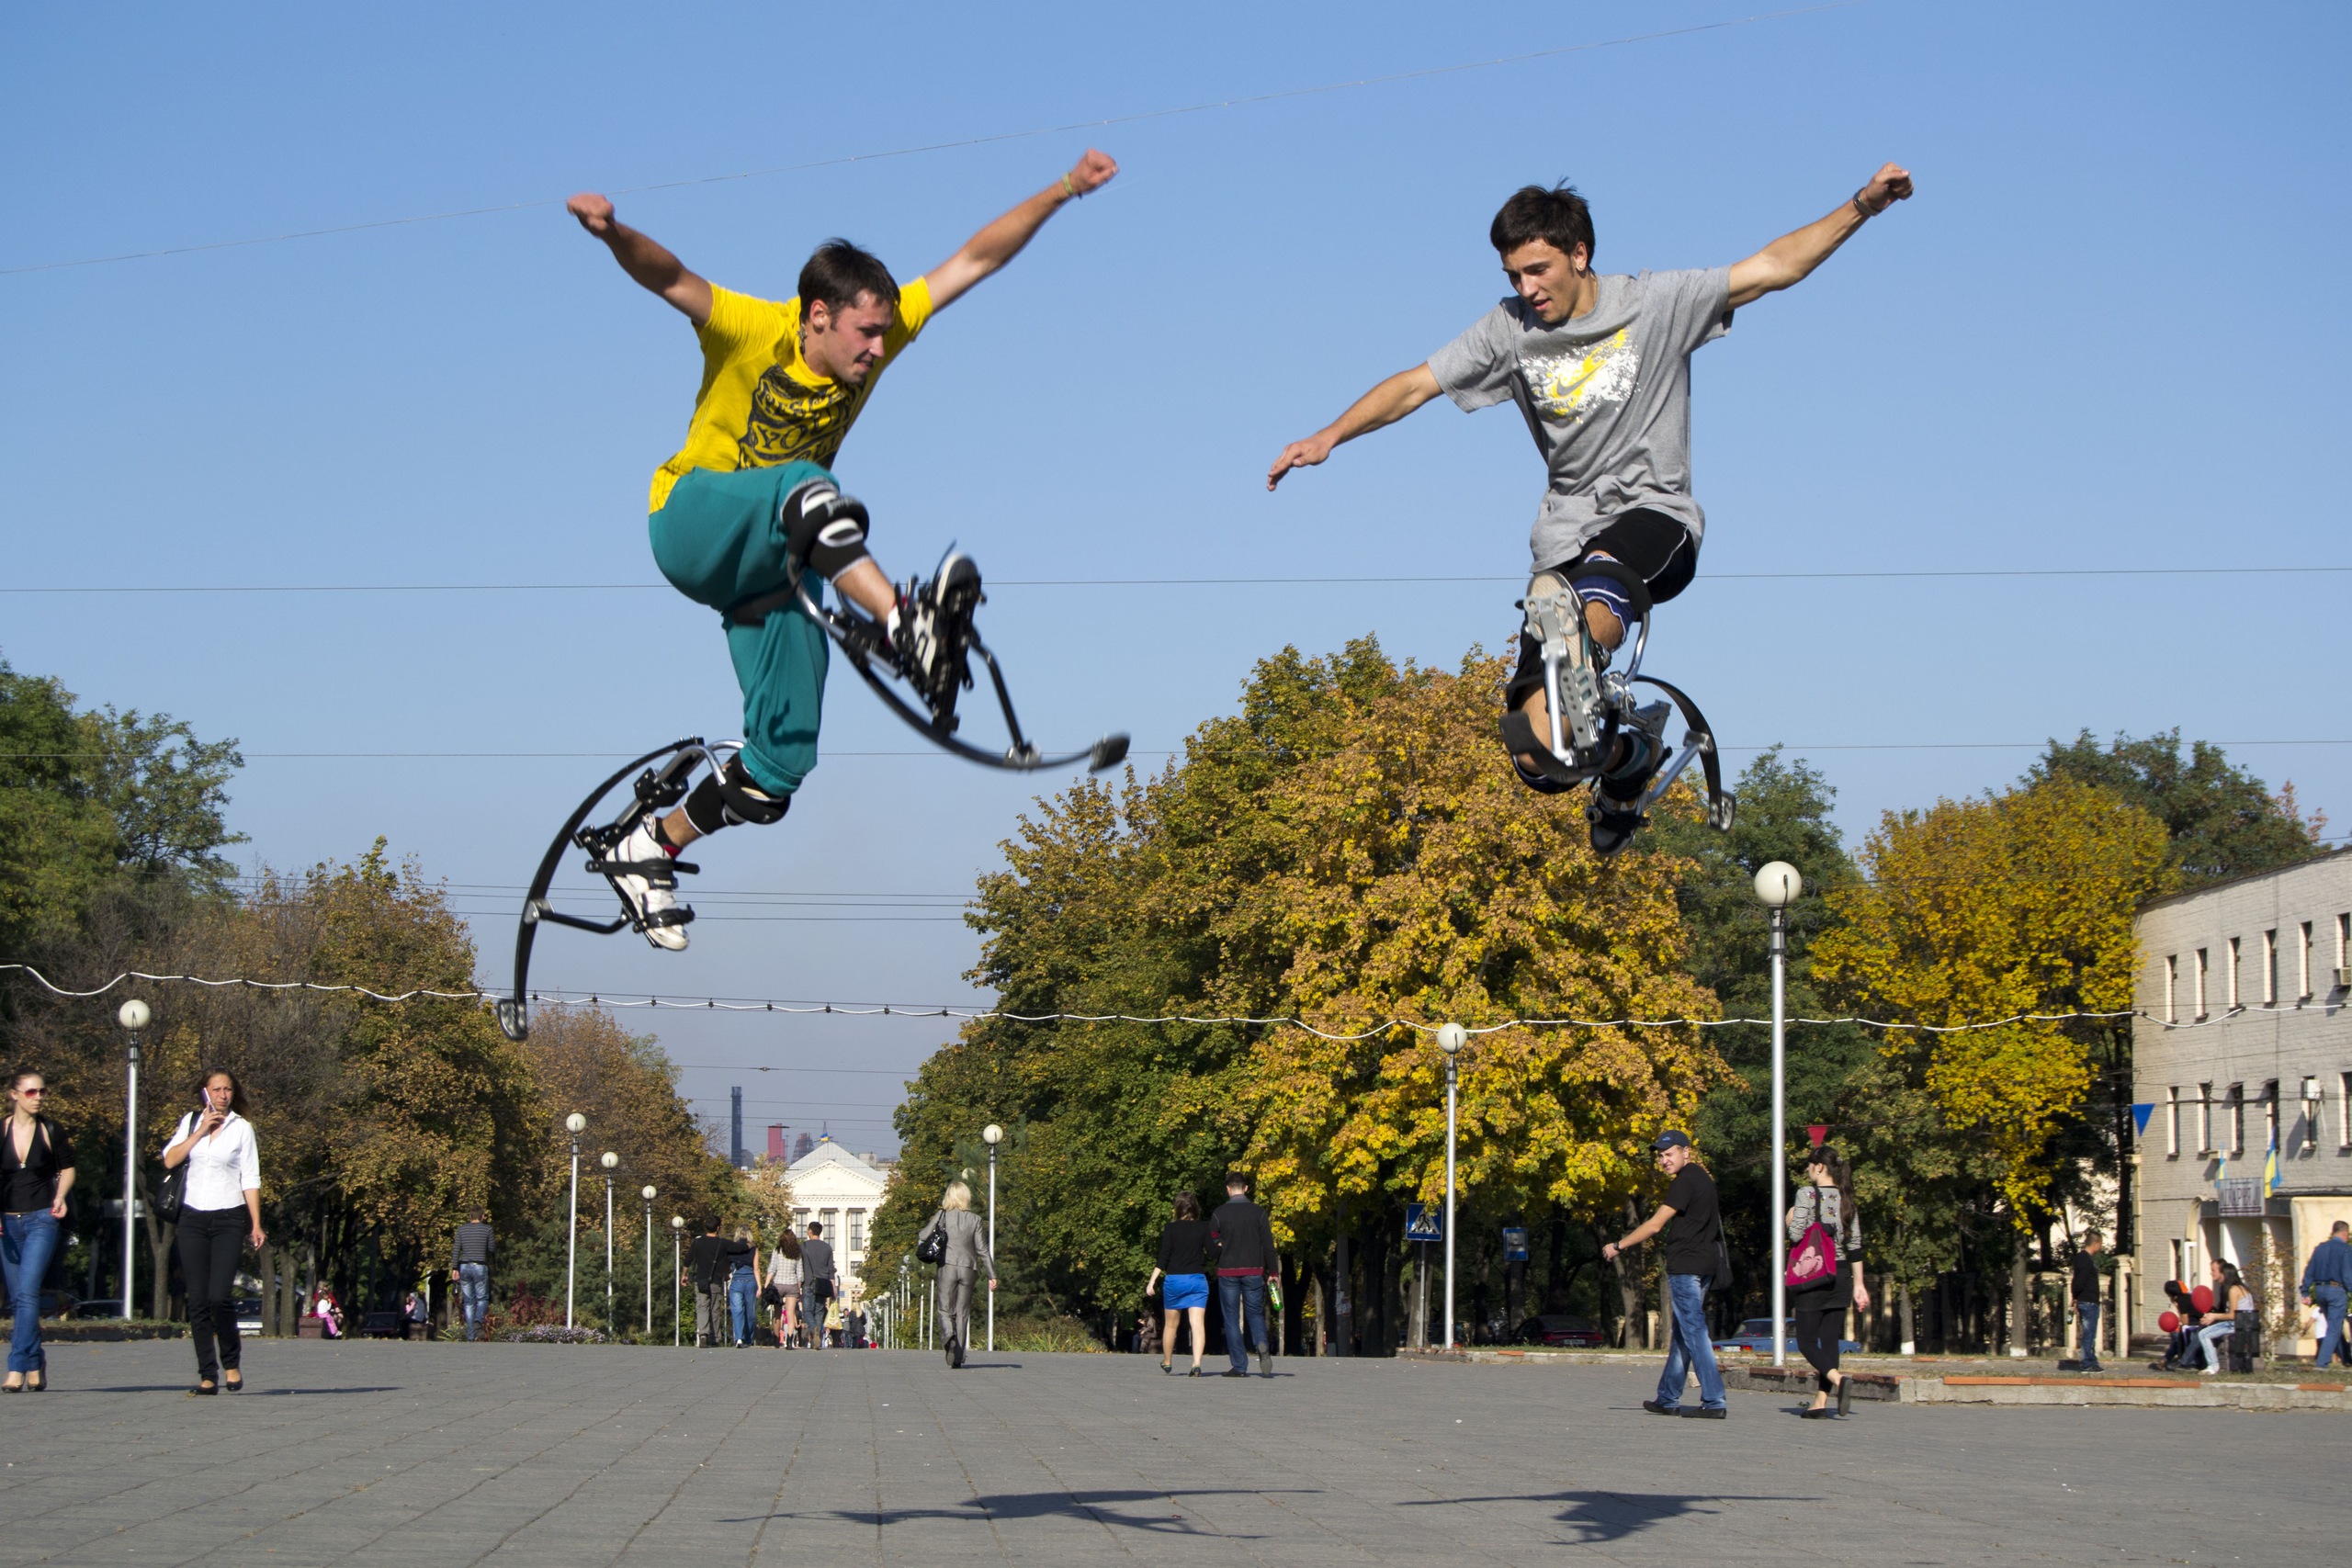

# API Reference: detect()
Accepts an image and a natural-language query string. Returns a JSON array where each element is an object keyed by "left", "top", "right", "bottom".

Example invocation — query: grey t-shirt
[{"left": 1428, "top": 267, "right": 1733, "bottom": 570}]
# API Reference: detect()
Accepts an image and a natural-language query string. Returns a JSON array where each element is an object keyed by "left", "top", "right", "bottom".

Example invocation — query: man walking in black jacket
[{"left": 1210, "top": 1174, "right": 1279, "bottom": 1378}]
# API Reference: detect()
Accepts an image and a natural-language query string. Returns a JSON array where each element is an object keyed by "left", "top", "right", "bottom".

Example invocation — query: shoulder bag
[
  {"left": 915, "top": 1215, "right": 949, "bottom": 1266},
  {"left": 1783, "top": 1188, "right": 1838, "bottom": 1292},
  {"left": 153, "top": 1115, "right": 189, "bottom": 1224}
]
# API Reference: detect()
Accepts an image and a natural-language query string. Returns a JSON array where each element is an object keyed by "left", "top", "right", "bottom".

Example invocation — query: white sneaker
[{"left": 609, "top": 822, "right": 688, "bottom": 951}]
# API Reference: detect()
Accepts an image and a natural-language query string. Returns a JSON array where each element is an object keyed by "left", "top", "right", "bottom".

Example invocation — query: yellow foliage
[
  {"left": 1235, "top": 651, "right": 1725, "bottom": 1238},
  {"left": 1814, "top": 777, "right": 2170, "bottom": 1225}
]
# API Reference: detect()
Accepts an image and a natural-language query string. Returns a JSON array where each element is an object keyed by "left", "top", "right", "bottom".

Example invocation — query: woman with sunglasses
[
  {"left": 162, "top": 1068, "right": 265, "bottom": 1394},
  {"left": 1, "top": 1072, "right": 75, "bottom": 1392}
]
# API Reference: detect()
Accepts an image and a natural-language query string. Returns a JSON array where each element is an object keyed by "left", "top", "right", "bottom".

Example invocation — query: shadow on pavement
[
  {"left": 69, "top": 1384, "right": 401, "bottom": 1395},
  {"left": 729, "top": 1486, "right": 1309, "bottom": 1535},
  {"left": 1403, "top": 1490, "right": 1814, "bottom": 1544}
]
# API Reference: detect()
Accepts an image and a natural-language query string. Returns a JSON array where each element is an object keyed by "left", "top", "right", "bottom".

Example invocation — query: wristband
[
  {"left": 1062, "top": 172, "right": 1080, "bottom": 200},
  {"left": 1852, "top": 189, "right": 1878, "bottom": 220}
]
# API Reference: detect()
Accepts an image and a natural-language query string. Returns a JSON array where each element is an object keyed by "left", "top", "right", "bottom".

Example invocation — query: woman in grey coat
[{"left": 923, "top": 1180, "right": 995, "bottom": 1369}]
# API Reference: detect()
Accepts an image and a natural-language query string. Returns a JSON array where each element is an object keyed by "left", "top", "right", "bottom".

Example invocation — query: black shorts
[{"left": 1505, "top": 509, "right": 1697, "bottom": 710}]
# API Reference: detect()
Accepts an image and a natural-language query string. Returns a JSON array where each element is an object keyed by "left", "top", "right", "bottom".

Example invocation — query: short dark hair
[
  {"left": 1490, "top": 182, "right": 1595, "bottom": 264},
  {"left": 469, "top": 1208, "right": 485, "bottom": 1223},
  {"left": 808, "top": 1221, "right": 823, "bottom": 1236},
  {"left": 799, "top": 240, "right": 899, "bottom": 316},
  {"left": 1225, "top": 1172, "right": 1249, "bottom": 1191},
  {"left": 2081, "top": 1230, "right": 2103, "bottom": 1248}
]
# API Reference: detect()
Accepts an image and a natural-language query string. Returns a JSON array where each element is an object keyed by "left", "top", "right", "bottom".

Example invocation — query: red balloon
[
  {"left": 2158, "top": 1311, "right": 2180, "bottom": 1333},
  {"left": 2191, "top": 1285, "right": 2215, "bottom": 1314}
]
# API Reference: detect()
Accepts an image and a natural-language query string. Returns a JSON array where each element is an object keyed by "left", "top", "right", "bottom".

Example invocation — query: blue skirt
[{"left": 1163, "top": 1272, "right": 1208, "bottom": 1310}]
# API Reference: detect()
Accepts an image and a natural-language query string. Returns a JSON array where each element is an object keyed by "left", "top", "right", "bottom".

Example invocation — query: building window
[
  {"left": 2341, "top": 1073, "right": 2352, "bottom": 1150},
  {"left": 2300, "top": 922, "right": 2314, "bottom": 1001},
  {"left": 2166, "top": 955, "right": 2179, "bottom": 1023},
  {"left": 820, "top": 1208, "right": 840, "bottom": 1241},
  {"left": 2264, "top": 931, "right": 2278, "bottom": 1005},
  {"left": 847, "top": 1209, "right": 867, "bottom": 1251},
  {"left": 2228, "top": 1083, "right": 2245, "bottom": 1154},
  {"left": 2198, "top": 1084, "right": 2213, "bottom": 1154},
  {"left": 2227, "top": 937, "right": 2241, "bottom": 1009},
  {"left": 2194, "top": 949, "right": 2209, "bottom": 1020},
  {"left": 2166, "top": 1086, "right": 2181, "bottom": 1157},
  {"left": 2337, "top": 913, "right": 2350, "bottom": 982},
  {"left": 2264, "top": 1081, "right": 2279, "bottom": 1156}
]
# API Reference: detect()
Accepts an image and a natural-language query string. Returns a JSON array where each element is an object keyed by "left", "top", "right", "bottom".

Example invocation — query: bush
[
  {"left": 503, "top": 1324, "right": 608, "bottom": 1345},
  {"left": 998, "top": 1315, "right": 1106, "bottom": 1353}
]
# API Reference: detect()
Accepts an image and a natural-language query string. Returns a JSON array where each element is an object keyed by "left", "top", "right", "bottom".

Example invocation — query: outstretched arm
[
  {"left": 922, "top": 150, "right": 1119, "bottom": 310},
  {"left": 1725, "top": 162, "right": 1914, "bottom": 310},
  {"left": 567, "top": 193, "right": 715, "bottom": 325},
  {"left": 1265, "top": 364, "right": 1444, "bottom": 491}
]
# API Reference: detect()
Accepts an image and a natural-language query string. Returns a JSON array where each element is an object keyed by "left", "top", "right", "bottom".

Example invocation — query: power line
[
  {"left": 8, "top": 565, "right": 2352, "bottom": 595},
  {"left": 3, "top": 4, "right": 1865, "bottom": 276}
]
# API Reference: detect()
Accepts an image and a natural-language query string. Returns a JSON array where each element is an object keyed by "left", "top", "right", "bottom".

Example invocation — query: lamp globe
[
  {"left": 565, "top": 1112, "right": 588, "bottom": 1134},
  {"left": 670, "top": 1214, "right": 684, "bottom": 1231},
  {"left": 1753, "top": 862, "right": 1803, "bottom": 909},
  {"left": 1436, "top": 1022, "right": 1467, "bottom": 1055},
  {"left": 600, "top": 1151, "right": 619, "bottom": 1171},
  {"left": 117, "top": 998, "right": 152, "bottom": 1032},
  {"left": 641, "top": 1185, "right": 658, "bottom": 1201},
  {"left": 981, "top": 1123, "right": 1004, "bottom": 1146}
]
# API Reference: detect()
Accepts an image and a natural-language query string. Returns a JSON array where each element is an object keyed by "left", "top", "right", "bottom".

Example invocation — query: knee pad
[
  {"left": 780, "top": 479, "right": 873, "bottom": 581},
  {"left": 682, "top": 756, "right": 793, "bottom": 835}
]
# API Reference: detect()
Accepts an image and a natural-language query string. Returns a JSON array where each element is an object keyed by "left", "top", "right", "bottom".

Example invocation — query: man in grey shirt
[
  {"left": 451, "top": 1209, "right": 494, "bottom": 1342},
  {"left": 1268, "top": 163, "right": 1913, "bottom": 852},
  {"left": 799, "top": 1223, "right": 836, "bottom": 1348}
]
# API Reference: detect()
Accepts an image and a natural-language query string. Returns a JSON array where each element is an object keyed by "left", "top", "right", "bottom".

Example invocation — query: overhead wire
[
  {"left": 4, "top": 3, "right": 1869, "bottom": 276},
  {"left": 8, "top": 565, "right": 2352, "bottom": 594}
]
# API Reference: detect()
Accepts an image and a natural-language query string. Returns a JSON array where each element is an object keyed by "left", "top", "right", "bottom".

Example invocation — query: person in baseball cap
[{"left": 1604, "top": 1128, "right": 1725, "bottom": 1416}]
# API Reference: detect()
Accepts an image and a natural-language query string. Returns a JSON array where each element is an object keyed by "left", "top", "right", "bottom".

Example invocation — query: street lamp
[
  {"left": 1437, "top": 1023, "right": 1465, "bottom": 1350},
  {"left": 642, "top": 1186, "right": 658, "bottom": 1335},
  {"left": 669, "top": 1214, "right": 684, "bottom": 1347},
  {"left": 563, "top": 1113, "right": 586, "bottom": 1327},
  {"left": 982, "top": 1123, "right": 1003, "bottom": 1353},
  {"left": 116, "top": 998, "right": 150, "bottom": 1319},
  {"left": 600, "top": 1151, "right": 619, "bottom": 1334},
  {"left": 1754, "top": 861, "right": 1803, "bottom": 1370}
]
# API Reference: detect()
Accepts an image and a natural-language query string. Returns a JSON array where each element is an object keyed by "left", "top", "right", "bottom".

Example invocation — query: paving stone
[{"left": 0, "top": 1339, "right": 2335, "bottom": 1564}]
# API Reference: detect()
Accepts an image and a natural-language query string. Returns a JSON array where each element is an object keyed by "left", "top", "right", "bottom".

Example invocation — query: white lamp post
[
  {"left": 642, "top": 1186, "right": 658, "bottom": 1335},
  {"left": 1437, "top": 1023, "right": 1465, "bottom": 1350},
  {"left": 116, "top": 998, "right": 150, "bottom": 1319},
  {"left": 669, "top": 1214, "right": 684, "bottom": 1347},
  {"left": 1754, "top": 861, "right": 1803, "bottom": 1369},
  {"left": 600, "top": 1151, "right": 619, "bottom": 1333},
  {"left": 563, "top": 1113, "right": 586, "bottom": 1327},
  {"left": 982, "top": 1123, "right": 1003, "bottom": 1353}
]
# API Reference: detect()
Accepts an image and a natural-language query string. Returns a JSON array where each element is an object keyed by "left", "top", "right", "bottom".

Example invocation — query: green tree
[{"left": 2031, "top": 729, "right": 2322, "bottom": 890}]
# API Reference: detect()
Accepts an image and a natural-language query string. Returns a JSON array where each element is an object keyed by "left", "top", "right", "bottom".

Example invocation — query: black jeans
[
  {"left": 1791, "top": 1291, "right": 1848, "bottom": 1393},
  {"left": 176, "top": 1207, "right": 245, "bottom": 1380}
]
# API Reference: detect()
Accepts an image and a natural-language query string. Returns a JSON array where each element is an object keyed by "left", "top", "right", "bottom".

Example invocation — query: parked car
[
  {"left": 35, "top": 1289, "right": 79, "bottom": 1319},
  {"left": 1713, "top": 1316, "right": 1860, "bottom": 1356},
  {"left": 1518, "top": 1314, "right": 1608, "bottom": 1348},
  {"left": 72, "top": 1300, "right": 127, "bottom": 1320},
  {"left": 234, "top": 1296, "right": 265, "bottom": 1334}
]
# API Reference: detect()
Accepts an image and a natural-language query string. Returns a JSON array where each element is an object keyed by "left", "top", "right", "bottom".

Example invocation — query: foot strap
[{"left": 1499, "top": 711, "right": 1588, "bottom": 794}]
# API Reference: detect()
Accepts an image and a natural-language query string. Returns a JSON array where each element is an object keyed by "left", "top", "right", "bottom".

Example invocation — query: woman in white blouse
[{"left": 162, "top": 1068, "right": 265, "bottom": 1394}]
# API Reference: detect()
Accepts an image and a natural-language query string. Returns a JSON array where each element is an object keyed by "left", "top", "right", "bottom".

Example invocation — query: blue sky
[{"left": 6, "top": 0, "right": 2346, "bottom": 1154}]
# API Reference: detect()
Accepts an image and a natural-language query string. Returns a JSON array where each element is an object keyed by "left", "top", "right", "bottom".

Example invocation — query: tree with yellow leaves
[
  {"left": 1814, "top": 777, "right": 2169, "bottom": 1347},
  {"left": 876, "top": 637, "right": 1725, "bottom": 1349}
]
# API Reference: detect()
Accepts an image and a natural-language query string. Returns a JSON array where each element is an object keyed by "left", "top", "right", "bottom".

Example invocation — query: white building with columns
[{"left": 783, "top": 1139, "right": 890, "bottom": 1304}]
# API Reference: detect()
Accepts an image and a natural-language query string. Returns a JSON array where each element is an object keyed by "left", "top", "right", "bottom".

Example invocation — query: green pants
[{"left": 648, "top": 463, "right": 834, "bottom": 797}]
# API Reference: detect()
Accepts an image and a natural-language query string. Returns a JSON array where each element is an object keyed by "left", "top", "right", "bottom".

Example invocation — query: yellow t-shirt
[{"left": 647, "top": 276, "right": 934, "bottom": 513}]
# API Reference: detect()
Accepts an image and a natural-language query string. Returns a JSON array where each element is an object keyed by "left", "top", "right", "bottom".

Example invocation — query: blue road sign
[
  {"left": 1405, "top": 1202, "right": 1443, "bottom": 1242},
  {"left": 1502, "top": 1225, "right": 1529, "bottom": 1262}
]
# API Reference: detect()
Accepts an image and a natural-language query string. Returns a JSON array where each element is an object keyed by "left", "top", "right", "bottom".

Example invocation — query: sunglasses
[{"left": 16, "top": 1089, "right": 44, "bottom": 1097}]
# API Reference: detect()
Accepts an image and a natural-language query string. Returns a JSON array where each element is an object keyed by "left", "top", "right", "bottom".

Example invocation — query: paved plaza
[{"left": 1, "top": 1337, "right": 2333, "bottom": 1565}]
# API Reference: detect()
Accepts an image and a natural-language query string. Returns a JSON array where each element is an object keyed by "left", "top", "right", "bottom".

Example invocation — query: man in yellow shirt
[{"left": 566, "top": 150, "right": 1117, "bottom": 948}]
